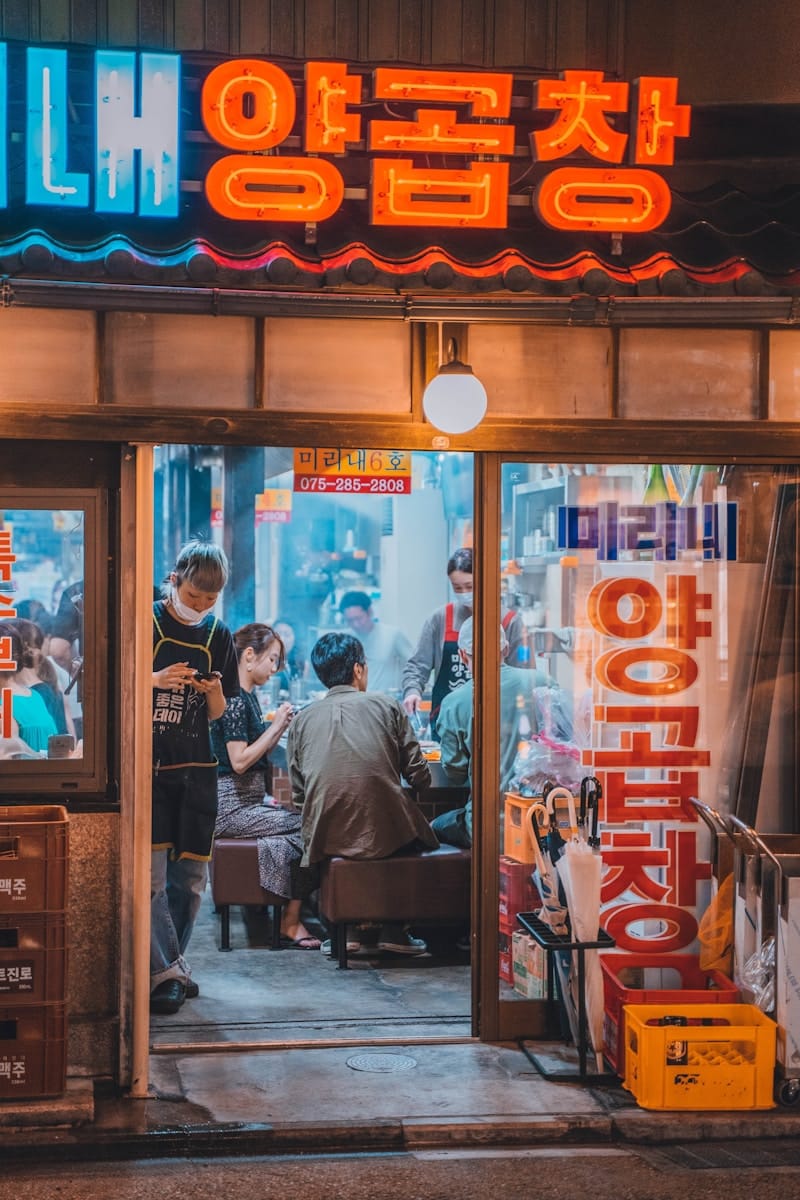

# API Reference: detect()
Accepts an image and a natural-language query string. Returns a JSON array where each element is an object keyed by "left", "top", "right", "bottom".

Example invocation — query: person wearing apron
[
  {"left": 401, "top": 548, "right": 474, "bottom": 740},
  {"left": 428, "top": 601, "right": 471, "bottom": 738},
  {"left": 150, "top": 541, "right": 238, "bottom": 1015}
]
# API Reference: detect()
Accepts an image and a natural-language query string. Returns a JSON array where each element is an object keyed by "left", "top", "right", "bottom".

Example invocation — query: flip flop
[{"left": 280, "top": 934, "right": 322, "bottom": 950}]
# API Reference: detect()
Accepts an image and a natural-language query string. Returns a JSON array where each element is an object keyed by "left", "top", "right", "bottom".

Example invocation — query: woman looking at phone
[
  {"left": 211, "top": 622, "right": 320, "bottom": 949},
  {"left": 150, "top": 540, "right": 239, "bottom": 1015}
]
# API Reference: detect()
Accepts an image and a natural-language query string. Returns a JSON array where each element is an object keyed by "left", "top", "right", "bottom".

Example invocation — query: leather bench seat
[
  {"left": 319, "top": 844, "right": 472, "bottom": 968},
  {"left": 209, "top": 837, "right": 285, "bottom": 951}
]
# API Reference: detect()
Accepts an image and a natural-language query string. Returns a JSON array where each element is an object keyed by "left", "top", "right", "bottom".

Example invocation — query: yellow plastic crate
[
  {"left": 623, "top": 1002, "right": 776, "bottom": 1110},
  {"left": 502, "top": 793, "right": 538, "bottom": 864}
]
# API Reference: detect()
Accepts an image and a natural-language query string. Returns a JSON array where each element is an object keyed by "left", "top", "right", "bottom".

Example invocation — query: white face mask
[
  {"left": 169, "top": 587, "right": 215, "bottom": 626},
  {"left": 455, "top": 591, "right": 473, "bottom": 609}
]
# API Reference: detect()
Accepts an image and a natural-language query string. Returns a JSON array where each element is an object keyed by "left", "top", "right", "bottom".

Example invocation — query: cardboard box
[{"left": 511, "top": 929, "right": 547, "bottom": 999}]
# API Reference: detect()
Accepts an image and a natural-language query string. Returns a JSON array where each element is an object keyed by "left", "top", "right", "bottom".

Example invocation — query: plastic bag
[
  {"left": 510, "top": 686, "right": 584, "bottom": 795},
  {"left": 741, "top": 935, "right": 775, "bottom": 1013},
  {"left": 697, "top": 871, "right": 734, "bottom": 974}
]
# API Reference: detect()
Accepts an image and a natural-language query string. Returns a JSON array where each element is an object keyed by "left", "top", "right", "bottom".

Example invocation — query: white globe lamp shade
[{"left": 422, "top": 361, "right": 488, "bottom": 435}]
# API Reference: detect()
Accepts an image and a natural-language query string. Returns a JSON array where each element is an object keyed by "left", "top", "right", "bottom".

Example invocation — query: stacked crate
[
  {"left": 498, "top": 842, "right": 540, "bottom": 993},
  {"left": 500, "top": 794, "right": 549, "bottom": 996},
  {"left": 0, "top": 805, "right": 69, "bottom": 1100}
]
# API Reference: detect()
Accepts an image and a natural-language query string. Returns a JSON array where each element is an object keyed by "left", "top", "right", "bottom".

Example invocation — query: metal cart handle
[
  {"left": 689, "top": 797, "right": 738, "bottom": 844},
  {"left": 726, "top": 813, "right": 782, "bottom": 869}
]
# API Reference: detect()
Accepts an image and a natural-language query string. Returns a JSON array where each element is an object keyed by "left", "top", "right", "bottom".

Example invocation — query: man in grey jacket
[{"left": 287, "top": 631, "right": 438, "bottom": 955}]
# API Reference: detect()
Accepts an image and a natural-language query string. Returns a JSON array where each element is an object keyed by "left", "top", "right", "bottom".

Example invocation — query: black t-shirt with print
[{"left": 152, "top": 601, "right": 239, "bottom": 768}]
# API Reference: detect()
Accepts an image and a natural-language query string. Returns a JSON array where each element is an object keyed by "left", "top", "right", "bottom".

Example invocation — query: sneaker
[
  {"left": 320, "top": 938, "right": 362, "bottom": 955},
  {"left": 377, "top": 933, "right": 428, "bottom": 955},
  {"left": 184, "top": 979, "right": 199, "bottom": 999},
  {"left": 150, "top": 979, "right": 186, "bottom": 1014}
]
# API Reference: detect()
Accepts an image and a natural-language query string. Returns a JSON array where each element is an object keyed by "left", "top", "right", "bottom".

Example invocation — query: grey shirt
[
  {"left": 401, "top": 602, "right": 528, "bottom": 700},
  {"left": 286, "top": 685, "right": 437, "bottom": 867}
]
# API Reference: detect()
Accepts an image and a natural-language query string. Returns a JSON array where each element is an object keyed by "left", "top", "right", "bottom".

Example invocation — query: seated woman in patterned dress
[{"left": 210, "top": 622, "right": 320, "bottom": 948}]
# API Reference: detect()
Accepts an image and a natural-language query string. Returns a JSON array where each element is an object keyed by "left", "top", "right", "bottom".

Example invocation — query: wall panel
[
  {"left": 264, "top": 317, "right": 411, "bottom": 413},
  {"left": 493, "top": 0, "right": 555, "bottom": 71},
  {"left": 619, "top": 329, "right": 760, "bottom": 421},
  {"left": 769, "top": 331, "right": 800, "bottom": 420},
  {"left": 104, "top": 312, "right": 255, "bottom": 407},
  {"left": 469, "top": 323, "right": 611, "bottom": 419},
  {"left": 0, "top": 308, "right": 97, "bottom": 405},
  {"left": 0, "top": 0, "right": 34, "bottom": 40},
  {"left": 107, "top": 0, "right": 138, "bottom": 45}
]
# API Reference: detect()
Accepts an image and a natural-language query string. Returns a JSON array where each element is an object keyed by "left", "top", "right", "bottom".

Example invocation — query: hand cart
[{"left": 726, "top": 815, "right": 800, "bottom": 1107}]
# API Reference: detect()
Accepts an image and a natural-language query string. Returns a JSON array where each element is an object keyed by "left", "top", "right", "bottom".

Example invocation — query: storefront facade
[{"left": 0, "top": 0, "right": 799, "bottom": 1100}]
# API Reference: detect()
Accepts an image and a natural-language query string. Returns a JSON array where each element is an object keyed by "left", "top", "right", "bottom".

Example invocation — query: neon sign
[{"left": 1, "top": 44, "right": 691, "bottom": 232}]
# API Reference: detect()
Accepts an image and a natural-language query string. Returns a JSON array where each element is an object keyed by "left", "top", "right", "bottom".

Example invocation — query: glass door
[
  {"left": 152, "top": 443, "right": 478, "bottom": 1046},
  {"left": 493, "top": 459, "right": 799, "bottom": 1045}
]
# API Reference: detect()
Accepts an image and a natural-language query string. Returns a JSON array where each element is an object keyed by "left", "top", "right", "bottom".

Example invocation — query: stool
[
  {"left": 209, "top": 837, "right": 285, "bottom": 951},
  {"left": 319, "top": 845, "right": 471, "bottom": 968}
]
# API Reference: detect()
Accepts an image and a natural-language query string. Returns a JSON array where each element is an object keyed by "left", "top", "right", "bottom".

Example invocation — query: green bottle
[{"left": 643, "top": 463, "right": 670, "bottom": 503}]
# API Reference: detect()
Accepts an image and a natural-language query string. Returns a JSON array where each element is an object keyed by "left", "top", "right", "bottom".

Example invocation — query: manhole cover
[{"left": 346, "top": 1052, "right": 418, "bottom": 1073}]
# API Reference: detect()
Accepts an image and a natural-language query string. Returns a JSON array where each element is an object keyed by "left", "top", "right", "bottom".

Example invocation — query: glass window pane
[
  {"left": 154, "top": 444, "right": 474, "bottom": 836},
  {"left": 0, "top": 508, "right": 84, "bottom": 761},
  {"left": 499, "top": 461, "right": 796, "bottom": 1026}
]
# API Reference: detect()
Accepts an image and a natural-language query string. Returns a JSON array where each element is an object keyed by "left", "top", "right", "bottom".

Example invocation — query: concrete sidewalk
[{"left": 2, "top": 1039, "right": 800, "bottom": 1162}]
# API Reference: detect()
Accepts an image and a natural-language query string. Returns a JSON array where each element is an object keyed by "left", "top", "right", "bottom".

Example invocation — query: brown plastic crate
[
  {"left": 0, "top": 1002, "right": 67, "bottom": 1099},
  {"left": 0, "top": 912, "right": 68, "bottom": 1003},
  {"left": 0, "top": 806, "right": 68, "bottom": 914}
]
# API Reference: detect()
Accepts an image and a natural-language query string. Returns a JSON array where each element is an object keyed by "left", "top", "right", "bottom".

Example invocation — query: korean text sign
[{"left": 3, "top": 44, "right": 690, "bottom": 233}]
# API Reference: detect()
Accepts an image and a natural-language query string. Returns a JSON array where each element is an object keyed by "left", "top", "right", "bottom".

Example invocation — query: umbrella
[
  {"left": 542, "top": 783, "right": 587, "bottom": 1047},
  {"left": 525, "top": 797, "right": 581, "bottom": 1048},
  {"left": 525, "top": 798, "right": 568, "bottom": 938},
  {"left": 549, "top": 781, "right": 606, "bottom": 1073}
]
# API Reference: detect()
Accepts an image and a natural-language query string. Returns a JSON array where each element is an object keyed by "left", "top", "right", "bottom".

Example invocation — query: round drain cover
[{"left": 346, "top": 1052, "right": 417, "bottom": 1073}]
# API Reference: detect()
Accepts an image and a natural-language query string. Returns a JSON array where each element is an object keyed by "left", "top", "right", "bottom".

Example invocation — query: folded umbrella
[
  {"left": 525, "top": 797, "right": 579, "bottom": 1047},
  {"left": 550, "top": 781, "right": 606, "bottom": 1073}
]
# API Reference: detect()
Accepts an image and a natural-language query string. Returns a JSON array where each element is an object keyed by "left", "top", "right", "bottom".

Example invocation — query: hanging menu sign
[{"left": 293, "top": 449, "right": 412, "bottom": 494}]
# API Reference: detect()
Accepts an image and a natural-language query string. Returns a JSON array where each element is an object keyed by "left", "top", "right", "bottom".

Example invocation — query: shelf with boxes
[{"left": 0, "top": 805, "right": 69, "bottom": 1101}]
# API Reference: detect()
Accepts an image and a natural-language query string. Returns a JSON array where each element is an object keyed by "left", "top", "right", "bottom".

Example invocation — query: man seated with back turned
[
  {"left": 286, "top": 631, "right": 439, "bottom": 956},
  {"left": 432, "top": 617, "right": 557, "bottom": 849}
]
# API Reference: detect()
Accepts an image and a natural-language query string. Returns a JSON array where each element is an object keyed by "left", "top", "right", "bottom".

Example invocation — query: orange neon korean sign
[
  {"left": 9, "top": 44, "right": 691, "bottom": 233},
  {"left": 197, "top": 62, "right": 691, "bottom": 232}
]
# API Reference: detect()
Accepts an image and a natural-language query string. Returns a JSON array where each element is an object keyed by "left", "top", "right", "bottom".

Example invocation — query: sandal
[{"left": 280, "top": 933, "right": 322, "bottom": 950}]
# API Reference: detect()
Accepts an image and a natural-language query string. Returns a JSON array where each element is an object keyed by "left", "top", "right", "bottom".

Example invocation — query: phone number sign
[{"left": 293, "top": 449, "right": 412, "bottom": 495}]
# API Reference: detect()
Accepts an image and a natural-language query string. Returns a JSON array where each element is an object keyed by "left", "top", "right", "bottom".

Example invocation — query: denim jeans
[
  {"left": 150, "top": 849, "right": 208, "bottom": 991},
  {"left": 430, "top": 798, "right": 472, "bottom": 848}
]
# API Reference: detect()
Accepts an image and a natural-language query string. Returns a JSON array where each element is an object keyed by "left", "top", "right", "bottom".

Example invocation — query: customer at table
[
  {"left": 210, "top": 622, "right": 320, "bottom": 949},
  {"left": 0, "top": 621, "right": 59, "bottom": 755},
  {"left": 432, "top": 618, "right": 556, "bottom": 849},
  {"left": 401, "top": 547, "right": 527, "bottom": 738},
  {"left": 339, "top": 590, "right": 412, "bottom": 694},
  {"left": 287, "top": 631, "right": 438, "bottom": 955}
]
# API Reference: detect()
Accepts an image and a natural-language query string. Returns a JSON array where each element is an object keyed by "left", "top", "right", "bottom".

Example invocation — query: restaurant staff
[{"left": 401, "top": 547, "right": 527, "bottom": 738}]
